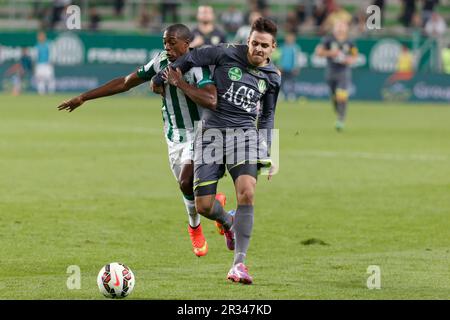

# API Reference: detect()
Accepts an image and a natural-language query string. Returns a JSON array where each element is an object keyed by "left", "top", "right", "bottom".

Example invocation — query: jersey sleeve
[
  {"left": 321, "top": 36, "right": 331, "bottom": 50},
  {"left": 136, "top": 51, "right": 163, "bottom": 81},
  {"left": 193, "top": 66, "right": 214, "bottom": 88},
  {"left": 257, "top": 73, "right": 281, "bottom": 152},
  {"left": 152, "top": 46, "right": 224, "bottom": 86}
]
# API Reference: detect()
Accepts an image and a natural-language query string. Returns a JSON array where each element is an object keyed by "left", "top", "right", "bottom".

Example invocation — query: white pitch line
[{"left": 297, "top": 150, "right": 449, "bottom": 162}]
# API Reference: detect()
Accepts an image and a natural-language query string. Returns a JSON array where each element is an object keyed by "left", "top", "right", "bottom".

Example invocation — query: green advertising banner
[
  {"left": 0, "top": 30, "right": 438, "bottom": 71},
  {"left": 0, "top": 31, "right": 447, "bottom": 102}
]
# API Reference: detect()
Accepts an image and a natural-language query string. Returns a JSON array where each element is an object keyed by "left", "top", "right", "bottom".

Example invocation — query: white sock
[{"left": 183, "top": 196, "right": 200, "bottom": 228}]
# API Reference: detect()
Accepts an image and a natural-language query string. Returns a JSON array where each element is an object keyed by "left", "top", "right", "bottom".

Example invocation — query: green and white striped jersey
[{"left": 136, "top": 51, "right": 214, "bottom": 143}]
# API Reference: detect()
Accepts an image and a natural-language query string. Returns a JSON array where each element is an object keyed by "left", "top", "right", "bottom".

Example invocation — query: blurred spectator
[
  {"left": 88, "top": 7, "right": 101, "bottom": 31},
  {"left": 313, "top": 1, "right": 329, "bottom": 28},
  {"left": 321, "top": 3, "right": 352, "bottom": 34},
  {"left": 161, "top": 0, "right": 179, "bottom": 23},
  {"left": 285, "top": 11, "right": 300, "bottom": 34},
  {"left": 260, "top": 6, "right": 276, "bottom": 21},
  {"left": 442, "top": 44, "right": 450, "bottom": 74},
  {"left": 387, "top": 44, "right": 415, "bottom": 83},
  {"left": 138, "top": 4, "right": 150, "bottom": 30},
  {"left": 352, "top": 6, "right": 367, "bottom": 34},
  {"left": 4, "top": 48, "right": 33, "bottom": 96},
  {"left": 424, "top": 12, "right": 447, "bottom": 37},
  {"left": 421, "top": 0, "right": 439, "bottom": 26},
  {"left": 221, "top": 5, "right": 245, "bottom": 34},
  {"left": 50, "top": 0, "right": 71, "bottom": 29},
  {"left": 397, "top": 45, "right": 414, "bottom": 73},
  {"left": 234, "top": 11, "right": 262, "bottom": 44},
  {"left": 114, "top": 0, "right": 125, "bottom": 17},
  {"left": 191, "top": 6, "right": 227, "bottom": 48},
  {"left": 34, "top": 32, "right": 55, "bottom": 95},
  {"left": 296, "top": 0, "right": 315, "bottom": 26},
  {"left": 248, "top": 0, "right": 268, "bottom": 11},
  {"left": 137, "top": 4, "right": 162, "bottom": 33},
  {"left": 399, "top": 0, "right": 416, "bottom": 28},
  {"left": 279, "top": 33, "right": 302, "bottom": 101}
]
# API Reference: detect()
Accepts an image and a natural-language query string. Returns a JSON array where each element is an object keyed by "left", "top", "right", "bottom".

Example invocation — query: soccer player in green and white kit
[
  {"left": 57, "top": 24, "right": 227, "bottom": 257},
  {"left": 315, "top": 20, "right": 358, "bottom": 131}
]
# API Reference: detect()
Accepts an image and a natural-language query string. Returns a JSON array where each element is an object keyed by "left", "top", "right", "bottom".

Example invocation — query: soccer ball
[{"left": 97, "top": 262, "right": 135, "bottom": 298}]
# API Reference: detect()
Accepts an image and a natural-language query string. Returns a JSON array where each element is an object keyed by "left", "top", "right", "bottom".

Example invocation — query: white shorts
[
  {"left": 35, "top": 63, "right": 54, "bottom": 82},
  {"left": 166, "top": 136, "right": 194, "bottom": 181}
]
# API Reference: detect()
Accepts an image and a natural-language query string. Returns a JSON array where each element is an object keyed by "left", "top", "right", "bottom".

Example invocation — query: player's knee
[
  {"left": 336, "top": 90, "right": 348, "bottom": 103},
  {"left": 336, "top": 96, "right": 348, "bottom": 104},
  {"left": 178, "top": 178, "right": 193, "bottom": 195},
  {"left": 237, "top": 188, "right": 254, "bottom": 205},
  {"left": 195, "top": 199, "right": 213, "bottom": 216}
]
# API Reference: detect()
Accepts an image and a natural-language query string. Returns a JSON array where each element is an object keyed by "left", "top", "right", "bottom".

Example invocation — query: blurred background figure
[
  {"left": 397, "top": 45, "right": 415, "bottom": 73},
  {"left": 315, "top": 20, "right": 358, "bottom": 131},
  {"left": 399, "top": 0, "right": 416, "bottom": 28},
  {"left": 113, "top": 0, "right": 125, "bottom": 18},
  {"left": 234, "top": 11, "right": 262, "bottom": 44},
  {"left": 421, "top": 0, "right": 439, "bottom": 26},
  {"left": 137, "top": 3, "right": 162, "bottom": 33},
  {"left": 161, "top": 0, "right": 179, "bottom": 24},
  {"left": 278, "top": 32, "right": 302, "bottom": 101},
  {"left": 88, "top": 7, "right": 102, "bottom": 31},
  {"left": 220, "top": 5, "right": 245, "bottom": 34},
  {"left": 424, "top": 12, "right": 447, "bottom": 37},
  {"left": 387, "top": 44, "right": 415, "bottom": 83},
  {"left": 34, "top": 31, "right": 55, "bottom": 95},
  {"left": 191, "top": 6, "right": 227, "bottom": 48},
  {"left": 4, "top": 47, "right": 33, "bottom": 96},
  {"left": 50, "top": 0, "right": 72, "bottom": 29},
  {"left": 284, "top": 11, "right": 300, "bottom": 34}
]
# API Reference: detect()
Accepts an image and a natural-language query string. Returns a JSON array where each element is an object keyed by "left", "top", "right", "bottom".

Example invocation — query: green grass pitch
[{"left": 0, "top": 94, "right": 449, "bottom": 299}]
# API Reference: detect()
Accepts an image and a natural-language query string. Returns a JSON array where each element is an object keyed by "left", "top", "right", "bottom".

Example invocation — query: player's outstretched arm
[
  {"left": 57, "top": 72, "right": 146, "bottom": 112},
  {"left": 163, "top": 67, "right": 217, "bottom": 110}
]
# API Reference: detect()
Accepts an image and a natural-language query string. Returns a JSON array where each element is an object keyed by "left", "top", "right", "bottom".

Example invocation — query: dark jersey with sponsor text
[{"left": 153, "top": 44, "right": 281, "bottom": 132}]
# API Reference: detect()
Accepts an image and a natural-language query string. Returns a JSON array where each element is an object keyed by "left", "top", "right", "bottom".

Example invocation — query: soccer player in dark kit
[
  {"left": 152, "top": 17, "right": 281, "bottom": 284},
  {"left": 315, "top": 20, "right": 358, "bottom": 131}
]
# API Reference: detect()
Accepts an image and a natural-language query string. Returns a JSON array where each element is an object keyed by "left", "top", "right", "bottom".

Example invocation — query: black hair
[{"left": 165, "top": 24, "right": 193, "bottom": 43}]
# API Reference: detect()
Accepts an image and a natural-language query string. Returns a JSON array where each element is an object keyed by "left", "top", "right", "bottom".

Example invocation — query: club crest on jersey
[
  {"left": 247, "top": 67, "right": 262, "bottom": 77},
  {"left": 228, "top": 67, "right": 242, "bottom": 81},
  {"left": 258, "top": 79, "right": 267, "bottom": 93}
]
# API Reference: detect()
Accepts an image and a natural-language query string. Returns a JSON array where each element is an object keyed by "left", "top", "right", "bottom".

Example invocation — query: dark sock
[
  {"left": 337, "top": 101, "right": 347, "bottom": 122},
  {"left": 333, "top": 97, "right": 338, "bottom": 113},
  {"left": 233, "top": 204, "right": 254, "bottom": 265},
  {"left": 209, "top": 200, "right": 233, "bottom": 230}
]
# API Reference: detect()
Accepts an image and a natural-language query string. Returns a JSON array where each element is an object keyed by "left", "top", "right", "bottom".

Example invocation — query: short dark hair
[
  {"left": 165, "top": 24, "right": 192, "bottom": 43},
  {"left": 250, "top": 17, "right": 278, "bottom": 41}
]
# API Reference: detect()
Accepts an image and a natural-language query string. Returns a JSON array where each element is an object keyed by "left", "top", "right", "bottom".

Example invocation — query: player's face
[
  {"left": 163, "top": 31, "right": 189, "bottom": 62},
  {"left": 333, "top": 21, "right": 349, "bottom": 40},
  {"left": 247, "top": 31, "right": 276, "bottom": 67}
]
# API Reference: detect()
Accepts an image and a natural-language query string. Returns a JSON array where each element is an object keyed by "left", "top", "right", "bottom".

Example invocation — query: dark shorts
[
  {"left": 326, "top": 70, "right": 351, "bottom": 93},
  {"left": 192, "top": 128, "right": 268, "bottom": 196}
]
